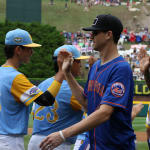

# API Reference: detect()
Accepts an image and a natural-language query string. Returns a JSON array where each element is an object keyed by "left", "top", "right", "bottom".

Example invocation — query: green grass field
[
  {"left": 133, "top": 117, "right": 148, "bottom": 149},
  {"left": 24, "top": 116, "right": 148, "bottom": 150}
]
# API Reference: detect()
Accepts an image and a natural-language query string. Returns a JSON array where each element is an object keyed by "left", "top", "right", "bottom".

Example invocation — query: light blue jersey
[
  {"left": 0, "top": 67, "right": 29, "bottom": 135},
  {"left": 32, "top": 77, "right": 83, "bottom": 144}
]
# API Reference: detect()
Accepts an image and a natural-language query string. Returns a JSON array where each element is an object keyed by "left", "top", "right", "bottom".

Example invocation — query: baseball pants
[
  {"left": 0, "top": 134, "right": 24, "bottom": 150},
  {"left": 28, "top": 134, "right": 72, "bottom": 150}
]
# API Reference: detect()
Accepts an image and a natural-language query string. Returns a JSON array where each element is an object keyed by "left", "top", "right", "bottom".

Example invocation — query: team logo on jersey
[
  {"left": 111, "top": 82, "right": 125, "bottom": 97},
  {"left": 14, "top": 37, "right": 23, "bottom": 43},
  {"left": 29, "top": 87, "right": 40, "bottom": 95}
]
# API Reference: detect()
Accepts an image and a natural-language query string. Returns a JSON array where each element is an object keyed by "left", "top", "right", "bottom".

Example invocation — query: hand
[
  {"left": 88, "top": 56, "right": 97, "bottom": 68},
  {"left": 138, "top": 49, "right": 150, "bottom": 73},
  {"left": 131, "top": 103, "right": 144, "bottom": 121},
  {"left": 59, "top": 50, "right": 73, "bottom": 74},
  {"left": 132, "top": 103, "right": 144, "bottom": 116},
  {"left": 40, "top": 132, "right": 64, "bottom": 150},
  {"left": 57, "top": 48, "right": 67, "bottom": 72}
]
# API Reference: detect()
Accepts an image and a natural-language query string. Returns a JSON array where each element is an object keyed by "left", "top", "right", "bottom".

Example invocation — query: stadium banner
[
  {"left": 134, "top": 80, "right": 150, "bottom": 96},
  {"left": 6, "top": 0, "right": 41, "bottom": 23}
]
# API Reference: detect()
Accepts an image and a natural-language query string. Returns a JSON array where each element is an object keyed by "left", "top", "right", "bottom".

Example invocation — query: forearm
[
  {"left": 65, "top": 72, "right": 87, "bottom": 111},
  {"left": 62, "top": 104, "right": 113, "bottom": 138},
  {"left": 35, "top": 79, "right": 62, "bottom": 106},
  {"left": 54, "top": 71, "right": 64, "bottom": 83},
  {"left": 131, "top": 111, "right": 136, "bottom": 121}
]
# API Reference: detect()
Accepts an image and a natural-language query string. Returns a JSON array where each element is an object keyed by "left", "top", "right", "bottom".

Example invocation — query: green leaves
[{"left": 0, "top": 21, "right": 65, "bottom": 78}]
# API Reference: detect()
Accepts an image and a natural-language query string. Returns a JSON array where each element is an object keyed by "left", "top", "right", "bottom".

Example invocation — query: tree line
[{"left": 0, "top": 21, "right": 65, "bottom": 78}]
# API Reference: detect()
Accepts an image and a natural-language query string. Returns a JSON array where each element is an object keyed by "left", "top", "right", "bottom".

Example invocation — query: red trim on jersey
[
  {"left": 83, "top": 92, "right": 87, "bottom": 97},
  {"left": 96, "top": 61, "right": 126, "bottom": 80}
]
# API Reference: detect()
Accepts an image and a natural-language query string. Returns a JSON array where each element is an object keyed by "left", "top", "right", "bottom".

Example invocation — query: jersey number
[{"left": 34, "top": 100, "right": 59, "bottom": 123}]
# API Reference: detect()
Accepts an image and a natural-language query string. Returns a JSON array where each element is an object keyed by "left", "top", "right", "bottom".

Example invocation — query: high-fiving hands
[{"left": 58, "top": 49, "right": 73, "bottom": 74}]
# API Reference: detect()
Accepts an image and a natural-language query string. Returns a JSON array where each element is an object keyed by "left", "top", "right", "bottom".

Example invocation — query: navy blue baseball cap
[
  {"left": 5, "top": 28, "right": 41, "bottom": 47},
  {"left": 82, "top": 14, "right": 123, "bottom": 36},
  {"left": 53, "top": 45, "right": 90, "bottom": 60}
]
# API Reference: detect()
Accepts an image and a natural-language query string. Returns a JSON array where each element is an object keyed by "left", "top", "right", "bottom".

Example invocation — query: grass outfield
[
  {"left": 24, "top": 116, "right": 148, "bottom": 150},
  {"left": 133, "top": 117, "right": 148, "bottom": 149}
]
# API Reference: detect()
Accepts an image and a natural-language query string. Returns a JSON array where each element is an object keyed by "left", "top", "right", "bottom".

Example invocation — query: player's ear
[
  {"left": 105, "top": 31, "right": 112, "bottom": 40},
  {"left": 14, "top": 46, "right": 22, "bottom": 56}
]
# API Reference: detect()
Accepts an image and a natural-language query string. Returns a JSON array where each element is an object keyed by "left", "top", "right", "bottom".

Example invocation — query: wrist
[
  {"left": 64, "top": 71, "right": 72, "bottom": 77},
  {"left": 55, "top": 71, "right": 65, "bottom": 83},
  {"left": 59, "top": 130, "right": 66, "bottom": 141}
]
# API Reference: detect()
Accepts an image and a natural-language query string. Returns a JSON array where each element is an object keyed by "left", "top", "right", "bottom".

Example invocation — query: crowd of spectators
[
  {"left": 71, "top": 0, "right": 123, "bottom": 7},
  {"left": 124, "top": 47, "right": 144, "bottom": 81},
  {"left": 62, "top": 27, "right": 150, "bottom": 50},
  {"left": 120, "top": 27, "right": 150, "bottom": 44},
  {"left": 61, "top": 29, "right": 150, "bottom": 80}
]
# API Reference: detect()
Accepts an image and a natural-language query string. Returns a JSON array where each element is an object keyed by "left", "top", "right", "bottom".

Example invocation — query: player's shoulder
[
  {"left": 111, "top": 56, "right": 132, "bottom": 74},
  {"left": 90, "top": 59, "right": 101, "bottom": 70},
  {"left": 115, "top": 56, "right": 131, "bottom": 68},
  {"left": 38, "top": 77, "right": 54, "bottom": 90}
]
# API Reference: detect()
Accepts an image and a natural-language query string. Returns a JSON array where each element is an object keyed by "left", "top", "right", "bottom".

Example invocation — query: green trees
[{"left": 0, "top": 22, "right": 65, "bottom": 78}]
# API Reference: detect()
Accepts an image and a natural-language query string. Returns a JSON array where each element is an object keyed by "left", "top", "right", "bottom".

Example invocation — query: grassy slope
[
  {"left": 42, "top": 0, "right": 141, "bottom": 32},
  {"left": 0, "top": 0, "right": 142, "bottom": 32}
]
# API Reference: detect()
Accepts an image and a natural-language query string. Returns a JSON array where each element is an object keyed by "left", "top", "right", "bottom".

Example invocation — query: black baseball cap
[{"left": 82, "top": 14, "right": 123, "bottom": 36}]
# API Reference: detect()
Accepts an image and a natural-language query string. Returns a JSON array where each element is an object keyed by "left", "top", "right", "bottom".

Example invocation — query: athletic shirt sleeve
[
  {"left": 101, "top": 64, "right": 133, "bottom": 110},
  {"left": 70, "top": 95, "right": 82, "bottom": 111},
  {"left": 11, "top": 74, "right": 43, "bottom": 106}
]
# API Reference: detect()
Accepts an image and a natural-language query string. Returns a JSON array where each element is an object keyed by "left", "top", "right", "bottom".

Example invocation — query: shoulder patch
[
  {"left": 111, "top": 82, "right": 125, "bottom": 97},
  {"left": 29, "top": 87, "right": 40, "bottom": 95}
]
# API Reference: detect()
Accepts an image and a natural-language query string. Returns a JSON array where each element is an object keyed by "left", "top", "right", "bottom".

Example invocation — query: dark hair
[
  {"left": 52, "top": 56, "right": 58, "bottom": 73},
  {"left": 4, "top": 45, "right": 25, "bottom": 59},
  {"left": 112, "top": 32, "right": 121, "bottom": 44},
  {"left": 102, "top": 30, "right": 120, "bottom": 44}
]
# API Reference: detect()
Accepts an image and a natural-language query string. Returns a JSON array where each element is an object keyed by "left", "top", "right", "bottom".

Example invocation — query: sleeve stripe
[
  {"left": 47, "top": 80, "right": 61, "bottom": 97},
  {"left": 24, "top": 91, "right": 43, "bottom": 106},
  {"left": 20, "top": 86, "right": 40, "bottom": 102},
  {"left": 70, "top": 95, "right": 82, "bottom": 111},
  {"left": 101, "top": 100, "right": 126, "bottom": 109}
]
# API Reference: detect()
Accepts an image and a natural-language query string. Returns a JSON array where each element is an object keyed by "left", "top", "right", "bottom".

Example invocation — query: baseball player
[
  {"left": 0, "top": 29, "right": 64, "bottom": 150},
  {"left": 40, "top": 14, "right": 136, "bottom": 150},
  {"left": 28, "top": 45, "right": 90, "bottom": 150},
  {"left": 138, "top": 47, "right": 150, "bottom": 149}
]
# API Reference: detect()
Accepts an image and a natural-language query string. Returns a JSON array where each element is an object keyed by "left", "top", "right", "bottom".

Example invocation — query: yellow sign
[{"left": 133, "top": 101, "right": 150, "bottom": 104}]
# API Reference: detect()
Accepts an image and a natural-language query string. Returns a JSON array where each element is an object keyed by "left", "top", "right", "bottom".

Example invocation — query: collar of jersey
[{"left": 1, "top": 65, "right": 17, "bottom": 70}]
